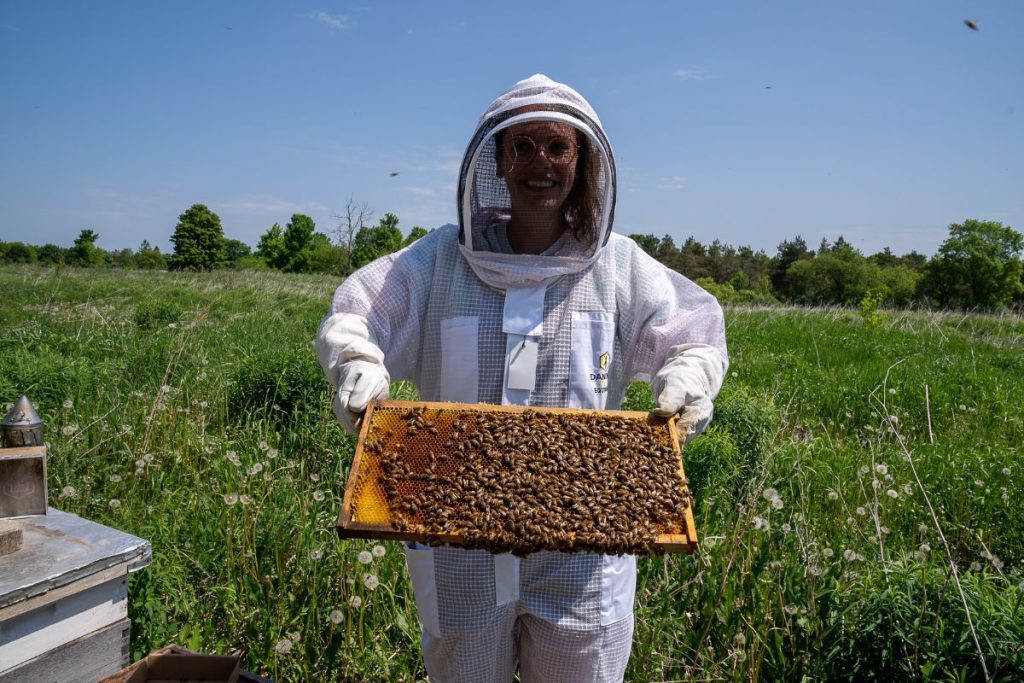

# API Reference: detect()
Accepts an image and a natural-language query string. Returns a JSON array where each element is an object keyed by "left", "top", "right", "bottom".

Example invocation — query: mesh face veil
[{"left": 457, "top": 74, "right": 617, "bottom": 289}]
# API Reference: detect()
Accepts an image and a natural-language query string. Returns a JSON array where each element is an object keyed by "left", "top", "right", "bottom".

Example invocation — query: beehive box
[{"left": 337, "top": 400, "right": 697, "bottom": 554}]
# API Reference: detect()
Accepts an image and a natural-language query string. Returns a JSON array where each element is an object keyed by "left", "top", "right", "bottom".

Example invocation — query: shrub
[
  {"left": 133, "top": 300, "right": 183, "bottom": 330},
  {"left": 228, "top": 345, "right": 328, "bottom": 425}
]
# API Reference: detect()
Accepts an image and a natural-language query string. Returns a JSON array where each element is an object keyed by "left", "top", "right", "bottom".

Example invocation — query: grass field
[{"left": 1, "top": 265, "right": 1022, "bottom": 682}]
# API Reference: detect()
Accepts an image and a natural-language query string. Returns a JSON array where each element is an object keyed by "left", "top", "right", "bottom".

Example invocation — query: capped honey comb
[{"left": 337, "top": 400, "right": 697, "bottom": 555}]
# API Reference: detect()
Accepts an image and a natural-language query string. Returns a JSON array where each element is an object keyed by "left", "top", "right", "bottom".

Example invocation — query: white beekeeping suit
[{"left": 316, "top": 74, "right": 727, "bottom": 683}]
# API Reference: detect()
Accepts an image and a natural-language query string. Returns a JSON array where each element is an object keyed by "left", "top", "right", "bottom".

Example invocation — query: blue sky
[{"left": 1, "top": 1, "right": 1021, "bottom": 257}]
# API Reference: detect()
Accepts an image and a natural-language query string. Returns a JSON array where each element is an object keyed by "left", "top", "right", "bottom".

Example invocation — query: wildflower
[
  {"left": 903, "top": 483, "right": 913, "bottom": 496},
  {"left": 784, "top": 605, "right": 798, "bottom": 615},
  {"left": 289, "top": 631, "right": 300, "bottom": 642},
  {"left": 259, "top": 440, "right": 269, "bottom": 451},
  {"left": 846, "top": 517, "right": 855, "bottom": 526},
  {"left": 958, "top": 404, "right": 967, "bottom": 411},
  {"left": 822, "top": 547, "right": 834, "bottom": 558},
  {"left": 226, "top": 451, "right": 241, "bottom": 466},
  {"left": 888, "top": 388, "right": 896, "bottom": 395},
  {"left": 886, "top": 489, "right": 898, "bottom": 499},
  {"left": 135, "top": 459, "right": 145, "bottom": 468},
  {"left": 199, "top": 400, "right": 208, "bottom": 408},
  {"left": 752, "top": 516, "right": 769, "bottom": 531},
  {"left": 313, "top": 491, "right": 326, "bottom": 502},
  {"left": 273, "top": 639, "right": 292, "bottom": 655},
  {"left": 358, "top": 550, "right": 373, "bottom": 564},
  {"left": 109, "top": 474, "right": 122, "bottom": 483},
  {"left": 1002, "top": 467, "right": 1012, "bottom": 476},
  {"left": 372, "top": 545, "right": 386, "bottom": 558},
  {"left": 771, "top": 496, "right": 784, "bottom": 510},
  {"left": 827, "top": 491, "right": 838, "bottom": 501},
  {"left": 974, "top": 479, "right": 983, "bottom": 487},
  {"left": 843, "top": 549, "right": 857, "bottom": 562},
  {"left": 240, "top": 494, "right": 252, "bottom": 505},
  {"left": 781, "top": 523, "right": 792, "bottom": 534},
  {"left": 858, "top": 465, "right": 870, "bottom": 476},
  {"left": 310, "top": 549, "right": 324, "bottom": 561},
  {"left": 880, "top": 526, "right": 890, "bottom": 535},
  {"left": 889, "top": 415, "right": 899, "bottom": 424},
  {"left": 971, "top": 561, "right": 982, "bottom": 572},
  {"left": 733, "top": 649, "right": 747, "bottom": 662},
  {"left": 267, "top": 447, "right": 279, "bottom": 459},
  {"left": 762, "top": 488, "right": 778, "bottom": 502},
  {"left": 733, "top": 633, "right": 746, "bottom": 648},
  {"left": 59, "top": 485, "right": 78, "bottom": 499},
  {"left": 167, "top": 322, "right": 178, "bottom": 329},
  {"left": 919, "top": 542, "right": 931, "bottom": 554},
  {"left": 143, "top": 453, "right": 154, "bottom": 463},
  {"left": 348, "top": 595, "right": 362, "bottom": 608},
  {"left": 363, "top": 574, "right": 380, "bottom": 590},
  {"left": 224, "top": 493, "right": 239, "bottom": 506},
  {"left": 871, "top": 479, "right": 881, "bottom": 490},
  {"left": 310, "top": 473, "right": 321, "bottom": 483},
  {"left": 62, "top": 398, "right": 74, "bottom": 410},
  {"left": 248, "top": 463, "right": 263, "bottom": 476},
  {"left": 108, "top": 499, "right": 121, "bottom": 510},
  {"left": 856, "top": 507, "right": 866, "bottom": 516},
  {"left": 807, "top": 565, "right": 823, "bottom": 577},
  {"left": 918, "top": 523, "right": 929, "bottom": 534},
  {"left": 329, "top": 609, "right": 344, "bottom": 625},
  {"left": 61, "top": 424, "right": 78, "bottom": 436},
  {"left": 990, "top": 555, "right": 1005, "bottom": 571},
  {"left": 874, "top": 463, "right": 888, "bottom": 475},
  {"left": 160, "top": 384, "right": 171, "bottom": 394}
]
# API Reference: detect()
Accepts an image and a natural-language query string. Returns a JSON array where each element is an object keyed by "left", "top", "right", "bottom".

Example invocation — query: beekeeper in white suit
[{"left": 316, "top": 74, "right": 727, "bottom": 682}]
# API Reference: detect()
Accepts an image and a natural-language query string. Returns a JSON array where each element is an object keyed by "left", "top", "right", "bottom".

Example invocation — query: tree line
[{"left": 1, "top": 203, "right": 1021, "bottom": 312}]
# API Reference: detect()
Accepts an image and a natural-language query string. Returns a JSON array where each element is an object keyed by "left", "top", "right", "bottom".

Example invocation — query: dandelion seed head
[
  {"left": 843, "top": 549, "right": 857, "bottom": 561},
  {"left": 358, "top": 550, "right": 373, "bottom": 565},
  {"left": 781, "top": 523, "right": 792, "bottom": 533},
  {"left": 875, "top": 463, "right": 888, "bottom": 475},
  {"left": 859, "top": 465, "right": 870, "bottom": 476},
  {"left": 827, "top": 491, "right": 838, "bottom": 501},
  {"left": 363, "top": 573, "right": 380, "bottom": 590},
  {"left": 958, "top": 404, "right": 967, "bottom": 411},
  {"left": 108, "top": 499, "right": 121, "bottom": 510},
  {"left": 348, "top": 595, "right": 362, "bottom": 608},
  {"left": 971, "top": 561, "right": 982, "bottom": 572},
  {"left": 784, "top": 604, "right": 798, "bottom": 615},
  {"left": 856, "top": 507, "right": 866, "bottom": 516},
  {"left": 886, "top": 489, "right": 898, "bottom": 499},
  {"left": 109, "top": 474, "right": 122, "bottom": 483},
  {"left": 310, "top": 473, "right": 320, "bottom": 483},
  {"left": 310, "top": 548, "right": 324, "bottom": 560},
  {"left": 62, "top": 398, "right": 74, "bottom": 409},
  {"left": 888, "top": 388, "right": 896, "bottom": 395},
  {"left": 329, "top": 609, "right": 344, "bottom": 624},
  {"left": 313, "top": 490, "right": 326, "bottom": 502},
  {"left": 59, "top": 485, "right": 77, "bottom": 499},
  {"left": 871, "top": 479, "right": 881, "bottom": 490},
  {"left": 61, "top": 424, "right": 78, "bottom": 436},
  {"left": 822, "top": 547, "right": 834, "bottom": 558},
  {"left": 288, "top": 631, "right": 300, "bottom": 642},
  {"left": 224, "top": 493, "right": 239, "bottom": 506},
  {"left": 239, "top": 494, "right": 252, "bottom": 505},
  {"left": 372, "top": 545, "right": 386, "bottom": 557},
  {"left": 248, "top": 463, "right": 263, "bottom": 476},
  {"left": 1002, "top": 467, "right": 1012, "bottom": 476},
  {"left": 267, "top": 447, "right": 279, "bottom": 459},
  {"left": 918, "top": 524, "right": 929, "bottom": 534},
  {"left": 974, "top": 479, "right": 983, "bottom": 487},
  {"left": 771, "top": 497, "right": 784, "bottom": 510},
  {"left": 274, "top": 639, "right": 292, "bottom": 654},
  {"left": 733, "top": 633, "right": 746, "bottom": 648},
  {"left": 762, "top": 488, "right": 778, "bottom": 502}
]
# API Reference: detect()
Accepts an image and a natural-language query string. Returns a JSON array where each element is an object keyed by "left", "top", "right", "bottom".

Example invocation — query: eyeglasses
[{"left": 502, "top": 134, "right": 578, "bottom": 166}]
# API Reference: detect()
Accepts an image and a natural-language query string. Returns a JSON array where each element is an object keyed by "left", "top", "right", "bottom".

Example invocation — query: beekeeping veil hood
[{"left": 457, "top": 74, "right": 616, "bottom": 289}]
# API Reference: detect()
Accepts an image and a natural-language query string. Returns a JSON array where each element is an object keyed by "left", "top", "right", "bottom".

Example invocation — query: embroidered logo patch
[{"left": 598, "top": 351, "right": 610, "bottom": 371}]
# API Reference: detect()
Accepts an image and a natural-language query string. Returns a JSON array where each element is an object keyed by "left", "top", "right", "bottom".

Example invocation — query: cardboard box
[{"left": 101, "top": 648, "right": 241, "bottom": 683}]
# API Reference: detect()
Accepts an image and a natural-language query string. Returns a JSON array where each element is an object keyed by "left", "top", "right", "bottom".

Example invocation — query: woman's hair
[{"left": 494, "top": 126, "right": 602, "bottom": 244}]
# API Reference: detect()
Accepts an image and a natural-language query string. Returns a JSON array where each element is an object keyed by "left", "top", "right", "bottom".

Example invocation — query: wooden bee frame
[{"left": 337, "top": 400, "right": 698, "bottom": 554}]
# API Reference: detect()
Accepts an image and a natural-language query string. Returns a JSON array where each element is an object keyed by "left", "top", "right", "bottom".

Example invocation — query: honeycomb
[{"left": 339, "top": 400, "right": 697, "bottom": 555}]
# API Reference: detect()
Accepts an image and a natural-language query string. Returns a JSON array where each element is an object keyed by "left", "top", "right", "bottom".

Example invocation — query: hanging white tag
[
  {"left": 502, "top": 286, "right": 546, "bottom": 336},
  {"left": 506, "top": 336, "right": 539, "bottom": 392}
]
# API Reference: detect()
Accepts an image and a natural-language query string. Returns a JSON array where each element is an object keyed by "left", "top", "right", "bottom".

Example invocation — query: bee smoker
[{"left": 1, "top": 395, "right": 48, "bottom": 518}]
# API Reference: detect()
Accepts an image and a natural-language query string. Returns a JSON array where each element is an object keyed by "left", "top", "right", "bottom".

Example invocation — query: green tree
[
  {"left": 69, "top": 229, "right": 107, "bottom": 267},
  {"left": 923, "top": 219, "right": 1024, "bottom": 310},
  {"left": 351, "top": 213, "right": 403, "bottom": 269},
  {"left": 135, "top": 240, "right": 167, "bottom": 270},
  {"left": 786, "top": 249, "right": 874, "bottom": 305},
  {"left": 403, "top": 226, "right": 429, "bottom": 247},
  {"left": 0, "top": 241, "right": 36, "bottom": 264},
  {"left": 256, "top": 223, "right": 287, "bottom": 269},
  {"left": 169, "top": 204, "right": 227, "bottom": 271},
  {"left": 225, "top": 239, "right": 252, "bottom": 267},
  {"left": 36, "top": 243, "right": 67, "bottom": 266},
  {"left": 771, "top": 236, "right": 814, "bottom": 300},
  {"left": 283, "top": 214, "right": 316, "bottom": 271}
]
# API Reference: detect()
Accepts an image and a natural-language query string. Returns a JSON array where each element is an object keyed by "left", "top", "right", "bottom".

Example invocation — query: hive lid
[{"left": 2, "top": 396, "right": 42, "bottom": 428}]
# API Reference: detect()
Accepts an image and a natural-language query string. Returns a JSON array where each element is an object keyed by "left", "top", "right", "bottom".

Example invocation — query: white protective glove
[
  {"left": 651, "top": 343, "right": 726, "bottom": 442},
  {"left": 315, "top": 313, "right": 390, "bottom": 435}
]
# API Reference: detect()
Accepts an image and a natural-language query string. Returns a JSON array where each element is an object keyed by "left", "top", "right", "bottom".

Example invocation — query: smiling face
[{"left": 496, "top": 120, "right": 580, "bottom": 213}]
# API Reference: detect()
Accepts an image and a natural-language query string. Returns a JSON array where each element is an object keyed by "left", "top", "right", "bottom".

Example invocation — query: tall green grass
[{"left": 1, "top": 265, "right": 1021, "bottom": 681}]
